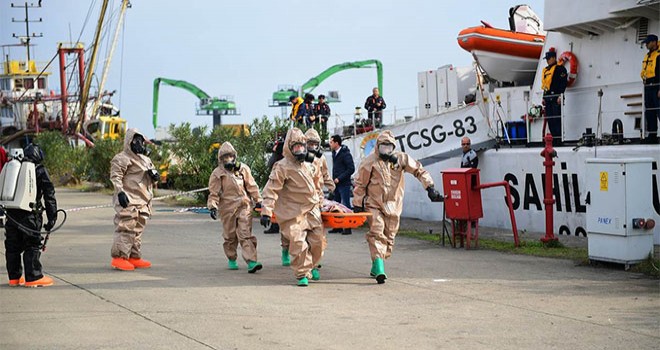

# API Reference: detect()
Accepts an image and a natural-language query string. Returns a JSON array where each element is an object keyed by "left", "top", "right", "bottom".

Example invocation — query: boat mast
[
  {"left": 77, "top": 0, "right": 109, "bottom": 132},
  {"left": 91, "top": 0, "right": 131, "bottom": 118},
  {"left": 10, "top": 2, "right": 43, "bottom": 68}
]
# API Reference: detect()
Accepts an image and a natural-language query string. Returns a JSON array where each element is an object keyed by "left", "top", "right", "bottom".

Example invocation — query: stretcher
[{"left": 255, "top": 208, "right": 371, "bottom": 229}]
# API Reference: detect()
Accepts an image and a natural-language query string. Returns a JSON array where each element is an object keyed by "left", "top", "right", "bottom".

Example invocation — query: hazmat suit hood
[
  {"left": 123, "top": 128, "right": 147, "bottom": 158},
  {"left": 217, "top": 141, "right": 237, "bottom": 164},
  {"left": 283, "top": 128, "right": 307, "bottom": 162},
  {"left": 304, "top": 128, "right": 323, "bottom": 157},
  {"left": 304, "top": 128, "right": 321, "bottom": 143},
  {"left": 376, "top": 130, "right": 396, "bottom": 149}
]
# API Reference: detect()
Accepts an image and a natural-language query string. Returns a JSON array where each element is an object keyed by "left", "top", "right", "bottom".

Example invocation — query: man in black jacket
[
  {"left": 541, "top": 48, "right": 568, "bottom": 145},
  {"left": 5, "top": 144, "right": 57, "bottom": 287},
  {"left": 329, "top": 135, "right": 355, "bottom": 234},
  {"left": 364, "top": 87, "right": 386, "bottom": 128}
]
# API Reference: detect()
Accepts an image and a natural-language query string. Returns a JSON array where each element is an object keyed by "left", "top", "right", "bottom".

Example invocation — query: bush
[
  {"left": 34, "top": 131, "right": 88, "bottom": 184},
  {"left": 87, "top": 137, "right": 124, "bottom": 188},
  {"left": 165, "top": 116, "right": 288, "bottom": 196}
]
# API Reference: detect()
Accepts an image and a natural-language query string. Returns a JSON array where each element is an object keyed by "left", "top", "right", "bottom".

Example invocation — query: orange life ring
[{"left": 559, "top": 51, "right": 578, "bottom": 87}]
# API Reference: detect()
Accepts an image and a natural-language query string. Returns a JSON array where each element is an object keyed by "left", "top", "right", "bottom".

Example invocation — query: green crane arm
[
  {"left": 299, "top": 59, "right": 383, "bottom": 96},
  {"left": 152, "top": 77, "right": 212, "bottom": 129}
]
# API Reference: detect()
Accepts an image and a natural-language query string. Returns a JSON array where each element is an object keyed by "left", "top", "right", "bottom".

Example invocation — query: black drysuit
[{"left": 4, "top": 163, "right": 57, "bottom": 282}]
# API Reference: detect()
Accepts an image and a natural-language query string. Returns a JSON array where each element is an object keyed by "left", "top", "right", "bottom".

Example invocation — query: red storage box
[{"left": 441, "top": 168, "right": 483, "bottom": 220}]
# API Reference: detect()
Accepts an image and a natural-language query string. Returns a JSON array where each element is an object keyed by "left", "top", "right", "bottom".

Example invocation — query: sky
[{"left": 0, "top": 0, "right": 545, "bottom": 139}]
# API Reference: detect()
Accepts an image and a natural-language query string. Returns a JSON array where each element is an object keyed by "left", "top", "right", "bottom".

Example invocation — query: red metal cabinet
[{"left": 442, "top": 168, "right": 483, "bottom": 220}]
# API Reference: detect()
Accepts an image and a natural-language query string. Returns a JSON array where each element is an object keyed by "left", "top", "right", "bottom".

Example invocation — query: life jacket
[
  {"left": 541, "top": 64, "right": 557, "bottom": 92},
  {"left": 641, "top": 49, "right": 659, "bottom": 81}
]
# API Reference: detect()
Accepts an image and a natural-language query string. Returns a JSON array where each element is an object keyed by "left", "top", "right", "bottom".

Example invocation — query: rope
[{"left": 63, "top": 186, "right": 209, "bottom": 213}]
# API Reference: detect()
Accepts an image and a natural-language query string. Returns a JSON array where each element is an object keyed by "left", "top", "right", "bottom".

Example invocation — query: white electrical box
[{"left": 585, "top": 158, "right": 655, "bottom": 267}]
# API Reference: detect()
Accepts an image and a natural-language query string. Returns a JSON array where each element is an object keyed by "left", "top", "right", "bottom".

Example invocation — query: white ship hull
[
  {"left": 336, "top": 0, "right": 660, "bottom": 250},
  {"left": 472, "top": 49, "right": 538, "bottom": 85}
]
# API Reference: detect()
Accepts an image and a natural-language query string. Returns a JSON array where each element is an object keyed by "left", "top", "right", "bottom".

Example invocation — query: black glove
[
  {"left": 254, "top": 202, "right": 262, "bottom": 209},
  {"left": 353, "top": 206, "right": 365, "bottom": 213},
  {"left": 326, "top": 191, "right": 335, "bottom": 201},
  {"left": 147, "top": 169, "right": 160, "bottom": 182},
  {"left": 118, "top": 191, "right": 129, "bottom": 208},
  {"left": 260, "top": 215, "right": 271, "bottom": 228},
  {"left": 44, "top": 217, "right": 56, "bottom": 231},
  {"left": 427, "top": 186, "right": 443, "bottom": 202},
  {"left": 209, "top": 208, "right": 218, "bottom": 220}
]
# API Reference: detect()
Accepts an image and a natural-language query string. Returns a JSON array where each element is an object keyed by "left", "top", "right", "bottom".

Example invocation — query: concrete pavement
[{"left": 1, "top": 188, "right": 658, "bottom": 349}]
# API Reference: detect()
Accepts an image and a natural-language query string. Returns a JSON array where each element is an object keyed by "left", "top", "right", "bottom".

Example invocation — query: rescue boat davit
[{"left": 457, "top": 22, "right": 545, "bottom": 85}]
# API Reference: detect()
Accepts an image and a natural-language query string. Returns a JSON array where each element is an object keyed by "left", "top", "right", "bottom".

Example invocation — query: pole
[
  {"left": 213, "top": 109, "right": 221, "bottom": 128},
  {"left": 91, "top": 0, "right": 130, "bottom": 118},
  {"left": 540, "top": 133, "right": 558, "bottom": 243},
  {"left": 58, "top": 46, "right": 68, "bottom": 133},
  {"left": 78, "top": 0, "right": 110, "bottom": 131}
]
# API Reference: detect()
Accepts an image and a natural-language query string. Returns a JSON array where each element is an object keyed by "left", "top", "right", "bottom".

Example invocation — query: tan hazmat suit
[
  {"left": 352, "top": 130, "right": 435, "bottom": 260},
  {"left": 110, "top": 128, "right": 156, "bottom": 259},
  {"left": 304, "top": 128, "right": 335, "bottom": 265},
  {"left": 207, "top": 142, "right": 262, "bottom": 263},
  {"left": 262, "top": 128, "right": 323, "bottom": 279}
]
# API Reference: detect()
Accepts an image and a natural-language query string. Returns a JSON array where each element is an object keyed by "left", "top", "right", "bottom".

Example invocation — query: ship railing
[
  {"left": 642, "top": 82, "right": 659, "bottom": 141},
  {"left": 329, "top": 106, "right": 419, "bottom": 138},
  {"left": 540, "top": 92, "right": 565, "bottom": 143}
]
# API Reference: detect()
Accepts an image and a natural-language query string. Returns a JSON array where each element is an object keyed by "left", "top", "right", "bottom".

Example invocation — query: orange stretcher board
[{"left": 255, "top": 209, "right": 371, "bottom": 228}]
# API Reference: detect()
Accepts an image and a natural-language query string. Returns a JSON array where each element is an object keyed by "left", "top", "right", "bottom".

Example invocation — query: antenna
[{"left": 11, "top": 2, "right": 43, "bottom": 65}]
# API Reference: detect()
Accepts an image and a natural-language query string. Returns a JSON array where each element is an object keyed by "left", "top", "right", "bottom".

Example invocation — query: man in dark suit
[{"left": 329, "top": 135, "right": 355, "bottom": 234}]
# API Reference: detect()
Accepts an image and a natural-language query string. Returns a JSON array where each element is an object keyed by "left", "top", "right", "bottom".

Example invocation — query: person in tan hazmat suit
[
  {"left": 352, "top": 130, "right": 442, "bottom": 284},
  {"left": 110, "top": 129, "right": 160, "bottom": 271},
  {"left": 305, "top": 128, "right": 335, "bottom": 280},
  {"left": 260, "top": 128, "right": 323, "bottom": 287},
  {"left": 207, "top": 142, "right": 263, "bottom": 273}
]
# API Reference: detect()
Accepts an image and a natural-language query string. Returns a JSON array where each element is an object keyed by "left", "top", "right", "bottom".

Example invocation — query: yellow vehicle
[{"left": 84, "top": 116, "right": 127, "bottom": 141}]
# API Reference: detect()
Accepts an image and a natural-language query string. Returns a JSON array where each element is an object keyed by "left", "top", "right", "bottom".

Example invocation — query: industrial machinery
[{"left": 152, "top": 77, "right": 238, "bottom": 129}]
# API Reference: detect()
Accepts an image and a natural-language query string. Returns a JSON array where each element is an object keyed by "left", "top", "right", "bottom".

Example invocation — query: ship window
[
  {"left": 37, "top": 78, "right": 45, "bottom": 89},
  {"left": 14, "top": 79, "right": 23, "bottom": 89},
  {"left": 637, "top": 17, "right": 648, "bottom": 43},
  {"left": 0, "top": 78, "right": 9, "bottom": 90},
  {"left": 23, "top": 78, "right": 34, "bottom": 89}
]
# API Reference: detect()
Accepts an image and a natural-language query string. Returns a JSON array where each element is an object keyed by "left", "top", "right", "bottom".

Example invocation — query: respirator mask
[
  {"left": 307, "top": 141, "right": 323, "bottom": 158},
  {"left": 291, "top": 143, "right": 314, "bottom": 163},
  {"left": 222, "top": 154, "right": 239, "bottom": 171},
  {"left": 130, "top": 135, "right": 149, "bottom": 155},
  {"left": 378, "top": 143, "right": 397, "bottom": 163}
]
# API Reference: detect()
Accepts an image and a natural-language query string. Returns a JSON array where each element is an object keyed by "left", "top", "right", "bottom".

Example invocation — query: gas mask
[
  {"left": 291, "top": 143, "right": 315, "bottom": 163},
  {"left": 307, "top": 141, "right": 323, "bottom": 158},
  {"left": 378, "top": 143, "right": 397, "bottom": 163},
  {"left": 222, "top": 154, "right": 240, "bottom": 171},
  {"left": 130, "top": 135, "right": 148, "bottom": 155}
]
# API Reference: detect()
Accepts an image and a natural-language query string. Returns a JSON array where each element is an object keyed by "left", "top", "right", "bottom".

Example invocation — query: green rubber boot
[
  {"left": 228, "top": 259, "right": 239, "bottom": 270},
  {"left": 281, "top": 249, "right": 291, "bottom": 266},
  {"left": 372, "top": 258, "right": 387, "bottom": 284},
  {"left": 247, "top": 261, "right": 263, "bottom": 273},
  {"left": 297, "top": 277, "right": 309, "bottom": 287},
  {"left": 311, "top": 268, "right": 320, "bottom": 281}
]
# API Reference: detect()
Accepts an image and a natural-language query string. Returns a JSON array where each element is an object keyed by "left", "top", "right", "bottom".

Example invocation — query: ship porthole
[
  {"left": 558, "top": 225, "right": 570, "bottom": 236},
  {"left": 575, "top": 227, "right": 587, "bottom": 237}
]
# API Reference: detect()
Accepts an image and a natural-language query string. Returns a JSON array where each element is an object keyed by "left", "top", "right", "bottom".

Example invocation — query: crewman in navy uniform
[
  {"left": 641, "top": 34, "right": 660, "bottom": 144},
  {"left": 541, "top": 47, "right": 568, "bottom": 145}
]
